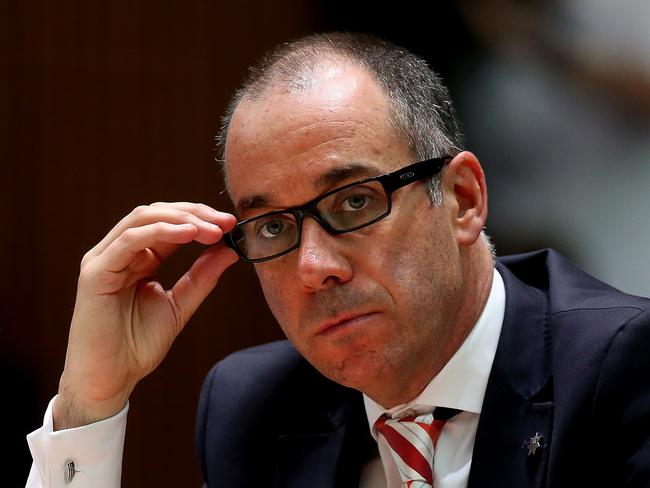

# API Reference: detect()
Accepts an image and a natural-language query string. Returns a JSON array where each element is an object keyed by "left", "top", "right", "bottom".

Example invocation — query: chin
[{"left": 305, "top": 345, "right": 402, "bottom": 394}]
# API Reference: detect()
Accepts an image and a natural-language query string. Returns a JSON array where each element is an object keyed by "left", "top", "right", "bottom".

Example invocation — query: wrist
[{"left": 53, "top": 381, "right": 130, "bottom": 430}]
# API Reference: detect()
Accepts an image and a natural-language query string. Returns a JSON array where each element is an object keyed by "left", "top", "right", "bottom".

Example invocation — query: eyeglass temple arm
[{"left": 382, "top": 156, "right": 451, "bottom": 193}]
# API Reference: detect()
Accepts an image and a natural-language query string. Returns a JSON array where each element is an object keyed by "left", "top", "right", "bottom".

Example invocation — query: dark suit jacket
[{"left": 196, "top": 250, "right": 650, "bottom": 487}]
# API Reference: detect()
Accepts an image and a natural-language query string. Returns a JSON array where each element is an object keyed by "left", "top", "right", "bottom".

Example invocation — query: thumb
[{"left": 169, "top": 244, "right": 239, "bottom": 327}]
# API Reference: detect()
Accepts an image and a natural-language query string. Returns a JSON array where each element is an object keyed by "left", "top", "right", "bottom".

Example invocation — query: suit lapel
[
  {"left": 274, "top": 389, "right": 374, "bottom": 488},
  {"left": 468, "top": 262, "right": 554, "bottom": 487}
]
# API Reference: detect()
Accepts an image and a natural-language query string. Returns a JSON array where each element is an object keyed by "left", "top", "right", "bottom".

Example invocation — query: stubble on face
[
  {"left": 225, "top": 62, "right": 470, "bottom": 407},
  {"left": 263, "top": 190, "right": 466, "bottom": 407}
]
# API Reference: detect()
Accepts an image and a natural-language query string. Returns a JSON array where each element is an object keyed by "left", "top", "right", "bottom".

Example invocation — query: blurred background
[{"left": 2, "top": 0, "right": 648, "bottom": 486}]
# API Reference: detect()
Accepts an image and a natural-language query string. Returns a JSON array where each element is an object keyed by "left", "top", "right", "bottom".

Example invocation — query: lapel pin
[{"left": 522, "top": 432, "right": 545, "bottom": 456}]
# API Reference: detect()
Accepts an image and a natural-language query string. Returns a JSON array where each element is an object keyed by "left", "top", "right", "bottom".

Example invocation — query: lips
[{"left": 315, "top": 311, "right": 379, "bottom": 336}]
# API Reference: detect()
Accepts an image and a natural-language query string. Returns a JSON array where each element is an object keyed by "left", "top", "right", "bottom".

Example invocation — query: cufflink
[{"left": 64, "top": 459, "right": 77, "bottom": 483}]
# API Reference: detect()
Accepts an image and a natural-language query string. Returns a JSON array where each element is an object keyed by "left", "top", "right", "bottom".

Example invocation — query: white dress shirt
[
  {"left": 360, "top": 268, "right": 505, "bottom": 488},
  {"left": 26, "top": 269, "right": 505, "bottom": 488}
]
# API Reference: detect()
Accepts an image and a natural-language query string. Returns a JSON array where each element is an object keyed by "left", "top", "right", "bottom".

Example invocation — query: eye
[
  {"left": 341, "top": 194, "right": 371, "bottom": 211},
  {"left": 258, "top": 219, "right": 286, "bottom": 238}
]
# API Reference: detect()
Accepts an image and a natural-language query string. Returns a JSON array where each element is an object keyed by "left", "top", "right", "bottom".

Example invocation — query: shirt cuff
[{"left": 26, "top": 396, "right": 128, "bottom": 488}]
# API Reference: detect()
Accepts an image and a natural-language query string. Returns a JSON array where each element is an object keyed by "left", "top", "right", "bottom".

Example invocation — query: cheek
[
  {"left": 256, "top": 268, "right": 292, "bottom": 323},
  {"left": 366, "top": 219, "right": 436, "bottom": 292},
  {"left": 369, "top": 210, "right": 460, "bottom": 323}
]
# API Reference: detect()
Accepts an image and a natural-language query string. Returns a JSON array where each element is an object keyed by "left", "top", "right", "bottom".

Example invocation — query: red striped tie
[{"left": 374, "top": 408, "right": 459, "bottom": 488}]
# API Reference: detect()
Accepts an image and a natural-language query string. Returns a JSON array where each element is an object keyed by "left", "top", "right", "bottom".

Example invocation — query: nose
[{"left": 295, "top": 217, "right": 353, "bottom": 291}]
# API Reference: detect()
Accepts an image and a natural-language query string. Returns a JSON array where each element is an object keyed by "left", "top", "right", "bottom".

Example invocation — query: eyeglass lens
[{"left": 234, "top": 179, "right": 389, "bottom": 260}]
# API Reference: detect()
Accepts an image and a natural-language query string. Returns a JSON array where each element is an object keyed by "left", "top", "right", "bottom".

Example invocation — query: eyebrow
[
  {"left": 314, "top": 162, "right": 384, "bottom": 191},
  {"left": 236, "top": 162, "right": 385, "bottom": 215}
]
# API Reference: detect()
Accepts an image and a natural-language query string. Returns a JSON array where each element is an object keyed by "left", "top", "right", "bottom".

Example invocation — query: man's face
[{"left": 225, "top": 64, "right": 465, "bottom": 406}]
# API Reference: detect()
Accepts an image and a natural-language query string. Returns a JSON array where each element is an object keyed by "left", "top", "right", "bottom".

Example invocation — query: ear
[{"left": 443, "top": 151, "right": 488, "bottom": 246}]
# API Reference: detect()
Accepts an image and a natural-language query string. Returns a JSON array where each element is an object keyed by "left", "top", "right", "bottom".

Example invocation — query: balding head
[{"left": 217, "top": 33, "right": 463, "bottom": 205}]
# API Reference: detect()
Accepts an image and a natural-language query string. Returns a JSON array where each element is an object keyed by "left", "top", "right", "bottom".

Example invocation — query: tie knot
[{"left": 374, "top": 408, "right": 461, "bottom": 487}]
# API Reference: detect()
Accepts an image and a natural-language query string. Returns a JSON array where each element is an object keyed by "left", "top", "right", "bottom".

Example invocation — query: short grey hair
[
  {"left": 216, "top": 32, "right": 463, "bottom": 205},
  {"left": 216, "top": 33, "right": 495, "bottom": 257}
]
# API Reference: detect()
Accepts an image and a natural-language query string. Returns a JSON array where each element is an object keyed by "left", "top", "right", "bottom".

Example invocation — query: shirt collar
[{"left": 363, "top": 268, "right": 506, "bottom": 436}]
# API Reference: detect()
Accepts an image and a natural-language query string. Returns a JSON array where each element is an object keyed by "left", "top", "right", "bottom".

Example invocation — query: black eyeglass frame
[{"left": 223, "top": 156, "right": 452, "bottom": 263}]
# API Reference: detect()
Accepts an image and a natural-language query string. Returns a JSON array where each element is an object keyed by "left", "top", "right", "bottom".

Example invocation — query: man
[{"left": 27, "top": 33, "right": 650, "bottom": 487}]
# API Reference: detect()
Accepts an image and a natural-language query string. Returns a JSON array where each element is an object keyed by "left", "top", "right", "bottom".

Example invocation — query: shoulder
[
  {"left": 498, "top": 248, "right": 650, "bottom": 396},
  {"left": 202, "top": 340, "right": 304, "bottom": 389},
  {"left": 198, "top": 340, "right": 328, "bottom": 415},
  {"left": 196, "top": 339, "right": 352, "bottom": 432},
  {"left": 499, "top": 248, "right": 650, "bottom": 322},
  {"left": 195, "top": 340, "right": 359, "bottom": 483}
]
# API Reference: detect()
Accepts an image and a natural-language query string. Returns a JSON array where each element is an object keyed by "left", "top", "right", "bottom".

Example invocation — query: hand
[{"left": 54, "top": 202, "right": 238, "bottom": 429}]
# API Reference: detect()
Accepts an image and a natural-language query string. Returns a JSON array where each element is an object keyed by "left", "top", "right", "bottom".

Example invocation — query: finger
[
  {"left": 167, "top": 244, "right": 239, "bottom": 329},
  {"left": 89, "top": 203, "right": 236, "bottom": 257},
  {"left": 150, "top": 202, "right": 237, "bottom": 232},
  {"left": 120, "top": 248, "right": 162, "bottom": 288},
  {"left": 98, "top": 222, "right": 204, "bottom": 273},
  {"left": 99, "top": 211, "right": 223, "bottom": 259}
]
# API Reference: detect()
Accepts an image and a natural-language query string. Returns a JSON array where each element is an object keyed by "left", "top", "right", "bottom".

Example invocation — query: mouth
[{"left": 315, "top": 311, "right": 380, "bottom": 336}]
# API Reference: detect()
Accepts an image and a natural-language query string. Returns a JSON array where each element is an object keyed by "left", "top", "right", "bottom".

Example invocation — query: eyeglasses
[{"left": 223, "top": 156, "right": 451, "bottom": 263}]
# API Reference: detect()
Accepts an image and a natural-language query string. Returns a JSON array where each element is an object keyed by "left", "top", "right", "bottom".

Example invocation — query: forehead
[{"left": 224, "top": 64, "right": 412, "bottom": 215}]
